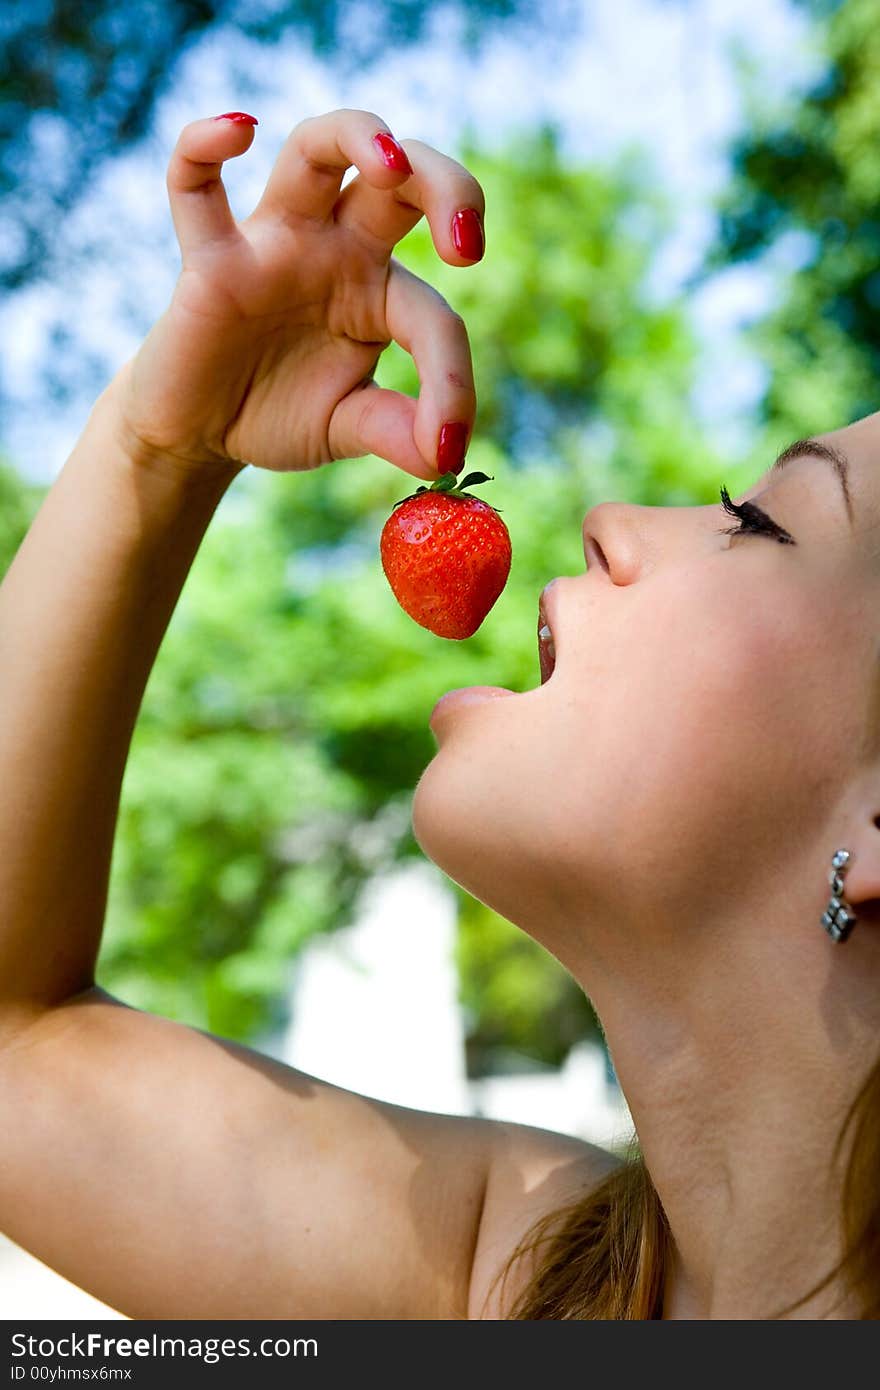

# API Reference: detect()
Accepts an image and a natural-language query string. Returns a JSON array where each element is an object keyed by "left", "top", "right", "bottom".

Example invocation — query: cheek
[
  {"left": 411, "top": 564, "right": 856, "bottom": 938},
  {"left": 577, "top": 567, "right": 852, "bottom": 891}
]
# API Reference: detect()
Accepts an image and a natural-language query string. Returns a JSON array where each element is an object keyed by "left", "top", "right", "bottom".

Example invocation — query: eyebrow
[{"left": 769, "top": 438, "right": 855, "bottom": 529}]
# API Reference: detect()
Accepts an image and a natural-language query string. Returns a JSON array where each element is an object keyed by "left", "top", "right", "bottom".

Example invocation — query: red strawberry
[{"left": 380, "top": 471, "right": 512, "bottom": 639}]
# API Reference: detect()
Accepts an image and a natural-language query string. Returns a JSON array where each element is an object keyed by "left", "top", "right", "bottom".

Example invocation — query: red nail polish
[
  {"left": 373, "top": 132, "right": 413, "bottom": 175},
  {"left": 438, "top": 422, "right": 469, "bottom": 475},
  {"left": 213, "top": 112, "right": 259, "bottom": 125},
  {"left": 451, "top": 209, "right": 484, "bottom": 261}
]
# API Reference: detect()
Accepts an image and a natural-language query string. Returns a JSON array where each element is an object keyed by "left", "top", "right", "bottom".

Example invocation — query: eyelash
[{"left": 716, "top": 484, "right": 796, "bottom": 545}]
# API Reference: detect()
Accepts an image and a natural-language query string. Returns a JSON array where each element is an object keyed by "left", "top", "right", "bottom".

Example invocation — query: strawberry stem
[{"left": 392, "top": 471, "right": 498, "bottom": 510}]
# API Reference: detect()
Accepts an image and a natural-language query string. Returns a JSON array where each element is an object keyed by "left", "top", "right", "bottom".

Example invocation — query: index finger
[{"left": 166, "top": 113, "right": 259, "bottom": 256}]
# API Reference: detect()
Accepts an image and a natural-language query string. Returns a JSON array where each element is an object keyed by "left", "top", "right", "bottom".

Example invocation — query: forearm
[{"left": 0, "top": 368, "right": 243, "bottom": 1017}]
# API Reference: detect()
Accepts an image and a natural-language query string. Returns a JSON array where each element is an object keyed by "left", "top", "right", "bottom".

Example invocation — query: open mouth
[{"left": 537, "top": 597, "right": 557, "bottom": 684}]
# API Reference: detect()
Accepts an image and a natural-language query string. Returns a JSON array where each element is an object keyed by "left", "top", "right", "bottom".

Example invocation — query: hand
[{"left": 111, "top": 109, "right": 484, "bottom": 484}]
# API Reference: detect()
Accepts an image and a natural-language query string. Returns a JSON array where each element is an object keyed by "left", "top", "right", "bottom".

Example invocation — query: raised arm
[
  {"left": 0, "top": 383, "right": 241, "bottom": 1027},
  {"left": 0, "top": 110, "right": 609, "bottom": 1320},
  {"left": 0, "top": 403, "right": 491, "bottom": 1311},
  {"left": 0, "top": 106, "right": 482, "bottom": 1021}
]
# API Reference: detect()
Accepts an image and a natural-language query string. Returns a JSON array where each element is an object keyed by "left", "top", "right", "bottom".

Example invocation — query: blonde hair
[{"left": 493, "top": 1059, "right": 880, "bottom": 1319}]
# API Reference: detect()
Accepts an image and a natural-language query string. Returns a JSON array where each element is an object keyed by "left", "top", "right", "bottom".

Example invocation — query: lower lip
[{"left": 429, "top": 685, "right": 515, "bottom": 735}]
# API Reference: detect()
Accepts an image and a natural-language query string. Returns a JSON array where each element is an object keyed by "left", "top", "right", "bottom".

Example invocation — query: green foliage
[
  {"left": 456, "top": 892, "right": 601, "bottom": 1075},
  {"left": 712, "top": 0, "right": 880, "bottom": 440},
  {"left": 94, "top": 131, "right": 716, "bottom": 1070},
  {"left": 376, "top": 128, "right": 718, "bottom": 500}
]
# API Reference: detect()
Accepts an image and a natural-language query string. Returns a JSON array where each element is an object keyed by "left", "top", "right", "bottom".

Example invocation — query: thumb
[{"left": 328, "top": 381, "right": 442, "bottom": 482}]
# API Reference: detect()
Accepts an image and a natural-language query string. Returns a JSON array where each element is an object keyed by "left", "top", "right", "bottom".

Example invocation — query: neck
[{"left": 573, "top": 916, "right": 880, "bottom": 1320}]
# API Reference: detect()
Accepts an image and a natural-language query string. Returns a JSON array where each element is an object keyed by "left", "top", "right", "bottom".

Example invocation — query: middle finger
[{"left": 252, "top": 108, "right": 414, "bottom": 224}]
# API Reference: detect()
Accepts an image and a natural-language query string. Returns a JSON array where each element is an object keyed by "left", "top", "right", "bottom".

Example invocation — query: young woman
[{"left": 0, "top": 108, "right": 877, "bottom": 1321}]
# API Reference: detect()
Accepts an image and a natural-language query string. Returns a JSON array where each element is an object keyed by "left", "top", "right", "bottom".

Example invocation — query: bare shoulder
[{"left": 468, "top": 1120, "right": 623, "bottom": 1319}]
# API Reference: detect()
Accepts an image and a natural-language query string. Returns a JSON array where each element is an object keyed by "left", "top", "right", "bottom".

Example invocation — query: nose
[{"left": 582, "top": 500, "right": 652, "bottom": 585}]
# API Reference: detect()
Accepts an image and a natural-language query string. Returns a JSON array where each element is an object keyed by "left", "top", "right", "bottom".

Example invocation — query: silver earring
[{"left": 821, "top": 849, "right": 857, "bottom": 943}]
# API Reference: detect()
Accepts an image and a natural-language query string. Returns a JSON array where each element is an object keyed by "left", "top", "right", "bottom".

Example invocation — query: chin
[
  {"left": 411, "top": 753, "right": 470, "bottom": 885},
  {"left": 410, "top": 743, "right": 550, "bottom": 937},
  {"left": 411, "top": 703, "right": 627, "bottom": 971}
]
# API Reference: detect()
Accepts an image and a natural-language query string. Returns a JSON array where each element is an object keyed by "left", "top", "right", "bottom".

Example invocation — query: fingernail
[
  {"left": 438, "top": 422, "right": 469, "bottom": 475},
  {"left": 451, "top": 209, "right": 484, "bottom": 261},
  {"left": 372, "top": 132, "right": 413, "bottom": 175},
  {"left": 213, "top": 112, "right": 259, "bottom": 125}
]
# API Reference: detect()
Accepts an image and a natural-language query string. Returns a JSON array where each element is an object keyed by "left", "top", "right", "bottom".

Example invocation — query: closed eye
[{"left": 716, "top": 484, "right": 797, "bottom": 546}]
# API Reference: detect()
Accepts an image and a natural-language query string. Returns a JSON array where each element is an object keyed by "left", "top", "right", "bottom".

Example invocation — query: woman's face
[{"left": 412, "top": 416, "right": 880, "bottom": 977}]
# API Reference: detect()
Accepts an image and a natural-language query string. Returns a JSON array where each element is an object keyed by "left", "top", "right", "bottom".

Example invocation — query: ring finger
[{"left": 333, "top": 139, "right": 486, "bottom": 265}]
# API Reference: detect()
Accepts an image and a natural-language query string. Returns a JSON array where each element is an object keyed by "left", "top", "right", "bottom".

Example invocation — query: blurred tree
[
  {"left": 710, "top": 0, "right": 880, "bottom": 437},
  {"left": 0, "top": 0, "right": 570, "bottom": 293},
  {"left": 457, "top": 895, "right": 601, "bottom": 1074},
  {"left": 96, "top": 129, "right": 719, "bottom": 1073}
]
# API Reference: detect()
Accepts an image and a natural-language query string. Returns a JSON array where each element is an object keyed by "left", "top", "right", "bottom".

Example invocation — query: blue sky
[{"left": 1, "top": 0, "right": 821, "bottom": 483}]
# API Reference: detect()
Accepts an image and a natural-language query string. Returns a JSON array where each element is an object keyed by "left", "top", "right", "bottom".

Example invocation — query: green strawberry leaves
[{"left": 391, "top": 471, "right": 503, "bottom": 512}]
